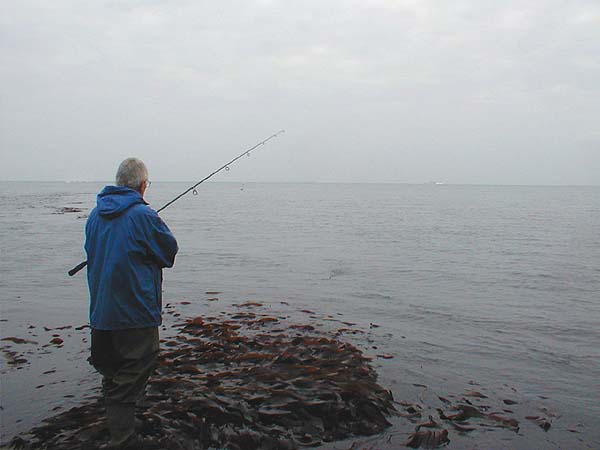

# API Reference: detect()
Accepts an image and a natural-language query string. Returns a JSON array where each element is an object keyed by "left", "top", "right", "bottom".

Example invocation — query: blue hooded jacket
[{"left": 85, "top": 186, "right": 178, "bottom": 330}]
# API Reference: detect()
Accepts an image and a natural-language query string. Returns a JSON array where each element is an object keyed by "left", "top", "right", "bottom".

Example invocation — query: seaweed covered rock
[{"left": 9, "top": 309, "right": 397, "bottom": 449}]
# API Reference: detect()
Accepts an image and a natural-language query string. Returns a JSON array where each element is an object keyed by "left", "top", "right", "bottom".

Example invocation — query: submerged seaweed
[{"left": 8, "top": 308, "right": 397, "bottom": 450}]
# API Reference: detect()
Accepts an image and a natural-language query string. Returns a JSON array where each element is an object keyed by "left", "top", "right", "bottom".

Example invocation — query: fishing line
[{"left": 68, "top": 129, "right": 285, "bottom": 276}]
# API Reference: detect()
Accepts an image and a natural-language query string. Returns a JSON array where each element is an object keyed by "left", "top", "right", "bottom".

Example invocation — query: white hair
[{"left": 115, "top": 158, "right": 148, "bottom": 189}]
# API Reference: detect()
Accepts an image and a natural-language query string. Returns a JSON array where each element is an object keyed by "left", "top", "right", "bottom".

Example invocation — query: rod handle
[{"left": 68, "top": 260, "right": 88, "bottom": 276}]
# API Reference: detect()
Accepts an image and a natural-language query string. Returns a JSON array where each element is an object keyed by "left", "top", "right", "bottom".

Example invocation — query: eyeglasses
[{"left": 146, "top": 180, "right": 152, "bottom": 187}]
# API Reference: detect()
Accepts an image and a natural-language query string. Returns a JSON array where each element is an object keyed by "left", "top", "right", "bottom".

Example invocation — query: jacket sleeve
[{"left": 140, "top": 209, "right": 179, "bottom": 268}]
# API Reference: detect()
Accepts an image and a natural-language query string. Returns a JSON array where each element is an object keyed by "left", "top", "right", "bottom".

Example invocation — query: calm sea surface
[{"left": 1, "top": 182, "right": 599, "bottom": 448}]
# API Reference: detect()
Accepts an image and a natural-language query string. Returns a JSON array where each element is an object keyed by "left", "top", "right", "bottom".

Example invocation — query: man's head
[{"left": 116, "top": 158, "right": 149, "bottom": 195}]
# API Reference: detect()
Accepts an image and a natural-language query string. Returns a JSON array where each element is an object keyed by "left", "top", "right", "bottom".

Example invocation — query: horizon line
[{"left": 1, "top": 180, "right": 599, "bottom": 187}]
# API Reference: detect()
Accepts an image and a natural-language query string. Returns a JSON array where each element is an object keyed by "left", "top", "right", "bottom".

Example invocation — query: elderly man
[{"left": 85, "top": 158, "right": 178, "bottom": 448}]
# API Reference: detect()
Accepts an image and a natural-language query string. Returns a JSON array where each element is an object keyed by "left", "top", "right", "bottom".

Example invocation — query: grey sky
[{"left": 1, "top": 0, "right": 599, "bottom": 184}]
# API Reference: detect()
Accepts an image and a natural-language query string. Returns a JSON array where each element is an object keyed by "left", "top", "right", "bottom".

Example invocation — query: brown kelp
[
  {"left": 404, "top": 429, "right": 449, "bottom": 448},
  {"left": 8, "top": 308, "right": 397, "bottom": 449},
  {"left": 5, "top": 301, "right": 567, "bottom": 450}
]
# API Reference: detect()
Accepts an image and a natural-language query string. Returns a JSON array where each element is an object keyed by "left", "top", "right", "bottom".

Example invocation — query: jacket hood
[{"left": 96, "top": 186, "right": 147, "bottom": 218}]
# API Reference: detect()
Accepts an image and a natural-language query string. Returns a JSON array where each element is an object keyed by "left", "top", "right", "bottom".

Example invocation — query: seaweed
[
  {"left": 9, "top": 308, "right": 397, "bottom": 449},
  {"left": 404, "top": 429, "right": 449, "bottom": 448}
]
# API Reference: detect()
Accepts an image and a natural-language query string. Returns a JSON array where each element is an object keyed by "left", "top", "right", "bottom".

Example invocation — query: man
[{"left": 85, "top": 158, "right": 178, "bottom": 448}]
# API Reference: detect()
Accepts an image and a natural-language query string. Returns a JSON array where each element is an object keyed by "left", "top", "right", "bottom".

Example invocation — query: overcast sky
[{"left": 1, "top": 0, "right": 599, "bottom": 184}]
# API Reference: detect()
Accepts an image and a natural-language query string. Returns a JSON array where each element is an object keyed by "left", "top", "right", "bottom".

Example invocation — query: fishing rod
[{"left": 68, "top": 129, "right": 285, "bottom": 277}]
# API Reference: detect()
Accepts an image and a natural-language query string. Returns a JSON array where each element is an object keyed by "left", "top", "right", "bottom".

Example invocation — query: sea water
[{"left": 1, "top": 182, "right": 599, "bottom": 448}]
